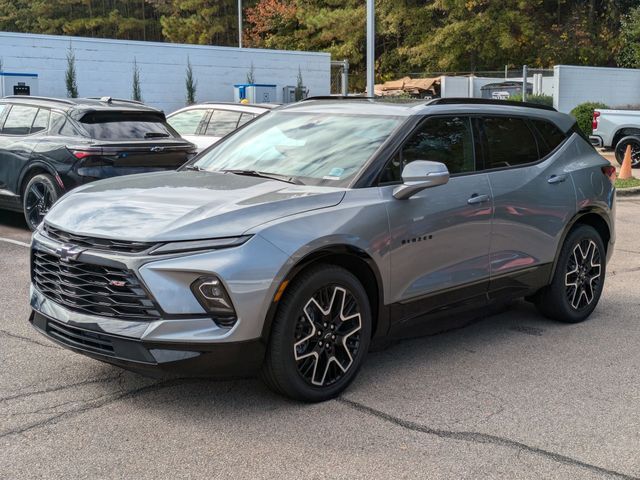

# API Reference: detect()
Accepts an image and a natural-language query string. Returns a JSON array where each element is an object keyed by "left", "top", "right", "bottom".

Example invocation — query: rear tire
[
  {"left": 614, "top": 136, "right": 640, "bottom": 168},
  {"left": 22, "top": 174, "right": 60, "bottom": 231},
  {"left": 535, "top": 225, "right": 606, "bottom": 323},
  {"left": 262, "top": 264, "right": 371, "bottom": 402}
]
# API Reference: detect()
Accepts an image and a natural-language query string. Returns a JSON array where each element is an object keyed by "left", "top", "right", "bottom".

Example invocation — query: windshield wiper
[
  {"left": 222, "top": 169, "right": 304, "bottom": 185},
  {"left": 184, "top": 164, "right": 206, "bottom": 172},
  {"left": 144, "top": 132, "right": 170, "bottom": 138}
]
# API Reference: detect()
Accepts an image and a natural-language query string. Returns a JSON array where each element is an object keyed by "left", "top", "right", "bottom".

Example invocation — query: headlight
[
  {"left": 149, "top": 235, "right": 251, "bottom": 255},
  {"left": 190, "top": 276, "right": 236, "bottom": 327}
]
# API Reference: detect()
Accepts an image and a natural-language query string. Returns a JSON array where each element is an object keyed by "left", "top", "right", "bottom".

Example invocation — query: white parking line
[{"left": 0, "top": 237, "right": 30, "bottom": 248}]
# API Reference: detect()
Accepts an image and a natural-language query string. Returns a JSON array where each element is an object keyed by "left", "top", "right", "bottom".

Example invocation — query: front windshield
[{"left": 191, "top": 111, "right": 403, "bottom": 186}]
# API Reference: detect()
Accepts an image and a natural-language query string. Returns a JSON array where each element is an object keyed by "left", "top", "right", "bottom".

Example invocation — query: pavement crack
[
  {"left": 0, "top": 375, "right": 122, "bottom": 403},
  {"left": 337, "top": 398, "right": 638, "bottom": 480},
  {"left": 0, "top": 378, "right": 195, "bottom": 440},
  {"left": 0, "top": 329, "right": 60, "bottom": 350}
]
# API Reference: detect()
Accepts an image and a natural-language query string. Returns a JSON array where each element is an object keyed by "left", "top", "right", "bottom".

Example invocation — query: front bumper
[
  {"left": 29, "top": 310, "right": 265, "bottom": 376},
  {"left": 28, "top": 227, "right": 291, "bottom": 375},
  {"left": 589, "top": 135, "right": 604, "bottom": 148}
]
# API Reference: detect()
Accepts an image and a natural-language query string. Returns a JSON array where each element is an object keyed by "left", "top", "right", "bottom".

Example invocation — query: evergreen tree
[
  {"left": 65, "top": 45, "right": 78, "bottom": 98},
  {"left": 132, "top": 58, "right": 142, "bottom": 102},
  {"left": 246, "top": 62, "right": 255, "bottom": 84},
  {"left": 294, "top": 67, "right": 304, "bottom": 101},
  {"left": 185, "top": 57, "right": 197, "bottom": 104}
]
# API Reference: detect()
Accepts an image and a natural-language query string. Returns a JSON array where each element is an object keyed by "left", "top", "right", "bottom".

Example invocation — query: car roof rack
[
  {"left": 301, "top": 96, "right": 372, "bottom": 101},
  {"left": 86, "top": 97, "right": 145, "bottom": 105},
  {"left": 427, "top": 97, "right": 557, "bottom": 111},
  {"left": 2, "top": 95, "right": 77, "bottom": 105}
]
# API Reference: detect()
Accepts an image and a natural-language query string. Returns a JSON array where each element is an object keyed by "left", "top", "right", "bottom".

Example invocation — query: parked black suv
[{"left": 0, "top": 96, "right": 196, "bottom": 229}]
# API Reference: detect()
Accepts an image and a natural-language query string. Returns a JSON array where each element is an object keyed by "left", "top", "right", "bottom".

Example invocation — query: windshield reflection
[{"left": 192, "top": 112, "right": 403, "bottom": 186}]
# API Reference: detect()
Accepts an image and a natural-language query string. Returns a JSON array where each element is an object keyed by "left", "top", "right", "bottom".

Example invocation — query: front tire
[
  {"left": 262, "top": 265, "right": 371, "bottom": 402},
  {"left": 23, "top": 174, "right": 60, "bottom": 231},
  {"left": 535, "top": 225, "right": 606, "bottom": 323}
]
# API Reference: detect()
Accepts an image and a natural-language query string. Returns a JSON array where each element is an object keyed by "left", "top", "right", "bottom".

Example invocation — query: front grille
[
  {"left": 32, "top": 250, "right": 161, "bottom": 321},
  {"left": 46, "top": 319, "right": 115, "bottom": 357},
  {"left": 43, "top": 224, "right": 153, "bottom": 254}
]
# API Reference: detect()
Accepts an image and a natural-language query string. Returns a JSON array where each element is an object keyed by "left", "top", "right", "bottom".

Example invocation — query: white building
[{"left": 0, "top": 31, "right": 331, "bottom": 113}]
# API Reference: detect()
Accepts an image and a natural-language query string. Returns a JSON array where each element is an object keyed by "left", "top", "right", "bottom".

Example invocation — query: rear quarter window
[
  {"left": 481, "top": 116, "right": 539, "bottom": 169},
  {"left": 79, "top": 111, "right": 178, "bottom": 140},
  {"left": 531, "top": 119, "right": 567, "bottom": 157}
]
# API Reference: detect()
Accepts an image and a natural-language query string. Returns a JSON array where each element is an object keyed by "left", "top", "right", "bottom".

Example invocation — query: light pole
[
  {"left": 238, "top": 0, "right": 243, "bottom": 48},
  {"left": 366, "top": 0, "right": 374, "bottom": 97}
]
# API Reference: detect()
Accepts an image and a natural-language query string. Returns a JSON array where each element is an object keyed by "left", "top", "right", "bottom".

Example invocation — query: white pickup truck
[{"left": 590, "top": 109, "right": 640, "bottom": 168}]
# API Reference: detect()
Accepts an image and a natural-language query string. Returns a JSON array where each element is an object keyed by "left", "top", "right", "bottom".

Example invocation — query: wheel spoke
[{"left": 294, "top": 284, "right": 362, "bottom": 387}]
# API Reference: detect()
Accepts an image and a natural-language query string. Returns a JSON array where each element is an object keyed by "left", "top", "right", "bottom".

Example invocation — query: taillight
[
  {"left": 592, "top": 111, "right": 601, "bottom": 131},
  {"left": 602, "top": 165, "right": 616, "bottom": 184},
  {"left": 67, "top": 147, "right": 103, "bottom": 159}
]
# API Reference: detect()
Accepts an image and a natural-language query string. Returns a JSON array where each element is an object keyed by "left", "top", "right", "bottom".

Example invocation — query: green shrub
[
  {"left": 509, "top": 93, "right": 553, "bottom": 107},
  {"left": 570, "top": 102, "right": 608, "bottom": 136}
]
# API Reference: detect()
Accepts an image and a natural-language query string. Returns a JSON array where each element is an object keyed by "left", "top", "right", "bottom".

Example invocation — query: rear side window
[
  {"left": 51, "top": 112, "right": 80, "bottom": 136},
  {"left": 31, "top": 108, "right": 50, "bottom": 133},
  {"left": 167, "top": 109, "right": 207, "bottom": 135},
  {"left": 205, "top": 110, "right": 242, "bottom": 137},
  {"left": 1, "top": 105, "right": 38, "bottom": 135},
  {"left": 0, "top": 104, "right": 6, "bottom": 120},
  {"left": 237, "top": 112, "right": 255, "bottom": 127},
  {"left": 79, "top": 111, "right": 177, "bottom": 140},
  {"left": 531, "top": 119, "right": 567, "bottom": 157},
  {"left": 480, "top": 116, "right": 539, "bottom": 169}
]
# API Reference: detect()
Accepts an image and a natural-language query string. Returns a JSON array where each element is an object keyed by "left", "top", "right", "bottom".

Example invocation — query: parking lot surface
[{"left": 1, "top": 201, "right": 639, "bottom": 479}]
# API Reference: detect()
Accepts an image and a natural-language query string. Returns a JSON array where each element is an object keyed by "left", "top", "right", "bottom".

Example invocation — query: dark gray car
[{"left": 29, "top": 98, "right": 616, "bottom": 402}]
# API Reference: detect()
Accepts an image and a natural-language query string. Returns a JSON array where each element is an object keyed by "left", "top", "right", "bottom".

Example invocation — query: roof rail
[
  {"left": 2, "top": 95, "right": 76, "bottom": 105},
  {"left": 86, "top": 97, "right": 146, "bottom": 105},
  {"left": 427, "top": 97, "right": 556, "bottom": 111},
  {"left": 300, "top": 95, "right": 372, "bottom": 101}
]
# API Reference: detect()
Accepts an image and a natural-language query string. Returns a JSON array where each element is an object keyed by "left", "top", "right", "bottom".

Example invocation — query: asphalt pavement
[{"left": 1, "top": 200, "right": 639, "bottom": 479}]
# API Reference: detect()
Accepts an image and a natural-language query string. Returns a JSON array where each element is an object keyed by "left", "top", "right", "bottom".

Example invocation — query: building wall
[
  {"left": 0, "top": 32, "right": 331, "bottom": 113},
  {"left": 554, "top": 65, "right": 640, "bottom": 113}
]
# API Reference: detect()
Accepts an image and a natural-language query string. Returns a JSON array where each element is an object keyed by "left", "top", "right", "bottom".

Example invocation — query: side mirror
[{"left": 392, "top": 160, "right": 450, "bottom": 200}]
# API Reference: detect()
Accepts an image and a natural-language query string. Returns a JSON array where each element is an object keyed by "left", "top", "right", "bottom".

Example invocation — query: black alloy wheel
[
  {"left": 262, "top": 264, "right": 371, "bottom": 402},
  {"left": 23, "top": 174, "right": 60, "bottom": 231},
  {"left": 534, "top": 224, "right": 606, "bottom": 323}
]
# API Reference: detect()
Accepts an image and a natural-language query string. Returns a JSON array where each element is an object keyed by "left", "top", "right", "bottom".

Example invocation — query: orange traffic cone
[{"left": 619, "top": 145, "right": 634, "bottom": 180}]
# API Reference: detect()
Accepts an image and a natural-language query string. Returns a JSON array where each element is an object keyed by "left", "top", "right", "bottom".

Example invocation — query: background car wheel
[
  {"left": 614, "top": 136, "right": 640, "bottom": 168},
  {"left": 23, "top": 174, "right": 60, "bottom": 231},
  {"left": 262, "top": 264, "right": 372, "bottom": 402},
  {"left": 535, "top": 225, "right": 606, "bottom": 323}
]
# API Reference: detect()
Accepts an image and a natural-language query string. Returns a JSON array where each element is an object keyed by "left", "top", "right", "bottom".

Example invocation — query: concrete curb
[{"left": 617, "top": 186, "right": 640, "bottom": 197}]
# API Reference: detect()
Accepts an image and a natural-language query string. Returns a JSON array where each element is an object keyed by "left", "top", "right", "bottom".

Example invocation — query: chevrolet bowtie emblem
[{"left": 55, "top": 244, "right": 83, "bottom": 263}]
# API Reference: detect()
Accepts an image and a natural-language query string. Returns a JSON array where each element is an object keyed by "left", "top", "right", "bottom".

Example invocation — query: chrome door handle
[
  {"left": 548, "top": 174, "right": 568, "bottom": 184},
  {"left": 467, "top": 193, "right": 490, "bottom": 205}
]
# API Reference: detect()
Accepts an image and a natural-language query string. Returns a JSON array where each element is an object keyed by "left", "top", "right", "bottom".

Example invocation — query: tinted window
[
  {"left": 237, "top": 112, "right": 255, "bottom": 127},
  {"left": 31, "top": 109, "right": 50, "bottom": 133},
  {"left": 167, "top": 109, "right": 207, "bottom": 135},
  {"left": 532, "top": 119, "right": 566, "bottom": 157},
  {"left": 51, "top": 112, "right": 80, "bottom": 137},
  {"left": 79, "top": 112, "right": 177, "bottom": 140},
  {"left": 1, "top": 105, "right": 38, "bottom": 135},
  {"left": 380, "top": 116, "right": 474, "bottom": 183},
  {"left": 205, "top": 110, "right": 241, "bottom": 136},
  {"left": 481, "top": 116, "right": 538, "bottom": 169}
]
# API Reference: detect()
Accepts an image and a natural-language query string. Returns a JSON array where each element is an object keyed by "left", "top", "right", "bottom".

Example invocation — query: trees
[
  {"left": 186, "top": 57, "right": 197, "bottom": 104},
  {"left": 65, "top": 45, "right": 78, "bottom": 98},
  {"left": 0, "top": 0, "right": 637, "bottom": 90},
  {"left": 617, "top": 6, "right": 640, "bottom": 68}
]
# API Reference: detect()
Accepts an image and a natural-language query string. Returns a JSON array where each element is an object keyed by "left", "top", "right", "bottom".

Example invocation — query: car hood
[{"left": 45, "top": 171, "right": 346, "bottom": 242}]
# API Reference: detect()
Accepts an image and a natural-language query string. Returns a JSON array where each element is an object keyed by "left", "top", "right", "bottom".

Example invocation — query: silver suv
[{"left": 29, "top": 98, "right": 616, "bottom": 402}]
